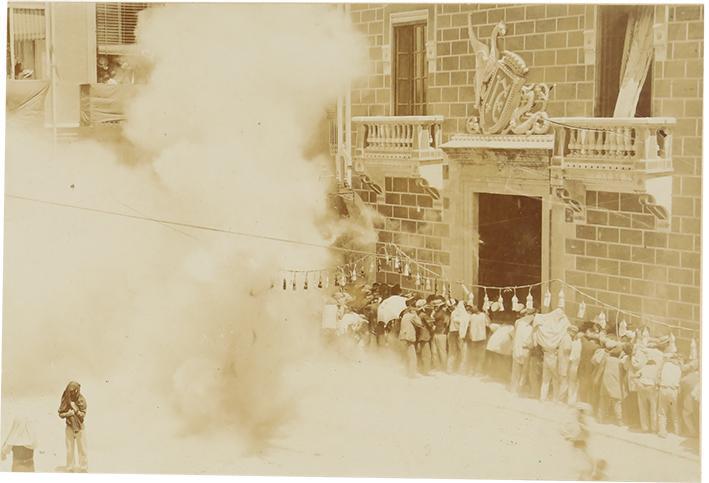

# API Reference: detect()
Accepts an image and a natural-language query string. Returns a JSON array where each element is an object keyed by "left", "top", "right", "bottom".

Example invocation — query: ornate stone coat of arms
[{"left": 466, "top": 17, "right": 552, "bottom": 136}]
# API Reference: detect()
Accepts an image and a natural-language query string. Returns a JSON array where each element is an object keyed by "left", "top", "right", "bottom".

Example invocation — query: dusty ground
[{"left": 1, "top": 354, "right": 700, "bottom": 481}]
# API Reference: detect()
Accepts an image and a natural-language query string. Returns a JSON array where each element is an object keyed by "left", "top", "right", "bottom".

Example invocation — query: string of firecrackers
[
  {"left": 278, "top": 252, "right": 374, "bottom": 291},
  {"left": 278, "top": 240, "right": 695, "bottom": 336},
  {"left": 385, "top": 242, "right": 696, "bottom": 336}
]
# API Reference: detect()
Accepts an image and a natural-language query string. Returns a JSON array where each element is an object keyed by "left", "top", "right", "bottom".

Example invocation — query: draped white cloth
[
  {"left": 613, "top": 6, "right": 654, "bottom": 117},
  {"left": 2, "top": 417, "right": 38, "bottom": 450},
  {"left": 377, "top": 295, "right": 407, "bottom": 324},
  {"left": 533, "top": 308, "right": 571, "bottom": 351}
]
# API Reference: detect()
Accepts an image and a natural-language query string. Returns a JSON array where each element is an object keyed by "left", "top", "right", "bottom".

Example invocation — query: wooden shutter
[
  {"left": 96, "top": 3, "right": 148, "bottom": 45},
  {"left": 394, "top": 22, "right": 427, "bottom": 116}
]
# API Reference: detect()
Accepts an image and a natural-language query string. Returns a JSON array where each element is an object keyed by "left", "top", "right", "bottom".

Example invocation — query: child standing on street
[{"left": 58, "top": 380, "right": 88, "bottom": 472}]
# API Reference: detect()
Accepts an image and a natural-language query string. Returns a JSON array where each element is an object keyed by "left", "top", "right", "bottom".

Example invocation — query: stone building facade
[{"left": 345, "top": 4, "right": 702, "bottom": 346}]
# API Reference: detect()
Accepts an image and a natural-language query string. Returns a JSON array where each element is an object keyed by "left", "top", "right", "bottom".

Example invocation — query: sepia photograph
[{"left": 0, "top": 2, "right": 703, "bottom": 482}]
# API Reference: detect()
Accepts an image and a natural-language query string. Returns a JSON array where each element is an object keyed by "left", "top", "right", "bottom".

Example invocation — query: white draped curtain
[{"left": 613, "top": 6, "right": 654, "bottom": 118}]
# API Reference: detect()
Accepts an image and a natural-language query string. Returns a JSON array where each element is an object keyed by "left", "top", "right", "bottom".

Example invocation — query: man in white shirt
[
  {"left": 636, "top": 356, "right": 660, "bottom": 433},
  {"left": 511, "top": 309, "right": 535, "bottom": 395},
  {"left": 567, "top": 326, "right": 583, "bottom": 404},
  {"left": 399, "top": 305, "right": 420, "bottom": 378},
  {"left": 464, "top": 305, "right": 489, "bottom": 376},
  {"left": 658, "top": 353, "right": 682, "bottom": 437}
]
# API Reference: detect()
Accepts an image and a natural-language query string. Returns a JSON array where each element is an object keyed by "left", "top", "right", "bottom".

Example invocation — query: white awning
[{"left": 11, "top": 7, "right": 46, "bottom": 41}]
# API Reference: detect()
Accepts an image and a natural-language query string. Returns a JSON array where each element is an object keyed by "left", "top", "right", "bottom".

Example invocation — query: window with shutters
[
  {"left": 596, "top": 6, "right": 652, "bottom": 117},
  {"left": 6, "top": 5, "right": 47, "bottom": 80},
  {"left": 96, "top": 3, "right": 148, "bottom": 47},
  {"left": 95, "top": 3, "right": 152, "bottom": 84},
  {"left": 393, "top": 22, "right": 427, "bottom": 116}
]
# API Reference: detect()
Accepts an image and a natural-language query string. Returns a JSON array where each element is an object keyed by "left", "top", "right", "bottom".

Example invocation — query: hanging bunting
[
  {"left": 304, "top": 272, "right": 309, "bottom": 290},
  {"left": 351, "top": 266, "right": 357, "bottom": 282},
  {"left": 497, "top": 291, "right": 505, "bottom": 312},
  {"left": 526, "top": 289, "right": 534, "bottom": 310},
  {"left": 557, "top": 288, "right": 565, "bottom": 309},
  {"left": 415, "top": 272, "right": 421, "bottom": 287},
  {"left": 543, "top": 287, "right": 551, "bottom": 309},
  {"left": 434, "top": 279, "right": 439, "bottom": 294},
  {"left": 318, "top": 272, "right": 323, "bottom": 289},
  {"left": 292, "top": 273, "right": 297, "bottom": 291},
  {"left": 482, "top": 290, "right": 491, "bottom": 312},
  {"left": 394, "top": 256, "right": 400, "bottom": 271},
  {"left": 403, "top": 263, "right": 411, "bottom": 277},
  {"left": 324, "top": 273, "right": 330, "bottom": 289},
  {"left": 577, "top": 300, "right": 586, "bottom": 319},
  {"left": 282, "top": 276, "right": 287, "bottom": 291},
  {"left": 425, "top": 278, "right": 431, "bottom": 291}
]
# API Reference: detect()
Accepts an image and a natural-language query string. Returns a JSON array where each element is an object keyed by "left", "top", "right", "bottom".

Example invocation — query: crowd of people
[{"left": 325, "top": 282, "right": 701, "bottom": 441}]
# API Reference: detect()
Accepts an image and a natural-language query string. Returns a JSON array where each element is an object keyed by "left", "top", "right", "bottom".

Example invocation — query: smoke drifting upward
[{"left": 3, "top": 4, "right": 368, "bottom": 451}]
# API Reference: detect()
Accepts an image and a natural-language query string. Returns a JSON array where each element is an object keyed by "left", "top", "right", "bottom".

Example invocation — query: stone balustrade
[
  {"left": 352, "top": 115, "right": 444, "bottom": 164},
  {"left": 552, "top": 117, "right": 675, "bottom": 174}
]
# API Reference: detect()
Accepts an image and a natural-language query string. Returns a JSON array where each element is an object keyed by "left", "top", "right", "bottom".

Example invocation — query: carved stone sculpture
[{"left": 466, "top": 14, "right": 552, "bottom": 136}]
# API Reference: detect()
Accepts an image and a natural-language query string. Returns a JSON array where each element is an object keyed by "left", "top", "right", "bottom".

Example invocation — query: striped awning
[{"left": 11, "top": 8, "right": 46, "bottom": 41}]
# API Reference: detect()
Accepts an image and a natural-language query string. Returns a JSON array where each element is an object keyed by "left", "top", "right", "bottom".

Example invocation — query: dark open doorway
[{"left": 477, "top": 193, "right": 542, "bottom": 319}]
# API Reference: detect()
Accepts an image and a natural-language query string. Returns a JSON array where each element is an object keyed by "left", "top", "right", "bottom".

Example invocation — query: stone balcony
[
  {"left": 352, "top": 115, "right": 444, "bottom": 164},
  {"left": 550, "top": 116, "right": 675, "bottom": 193},
  {"left": 350, "top": 115, "right": 445, "bottom": 190}
]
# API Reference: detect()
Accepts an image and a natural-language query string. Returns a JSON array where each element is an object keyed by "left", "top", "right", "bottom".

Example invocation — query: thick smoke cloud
[{"left": 2, "top": 3, "right": 368, "bottom": 452}]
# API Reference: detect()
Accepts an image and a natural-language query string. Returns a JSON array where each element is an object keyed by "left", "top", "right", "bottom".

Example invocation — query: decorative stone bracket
[
  {"left": 359, "top": 174, "right": 383, "bottom": 195},
  {"left": 416, "top": 177, "right": 440, "bottom": 201},
  {"left": 554, "top": 184, "right": 586, "bottom": 224}
]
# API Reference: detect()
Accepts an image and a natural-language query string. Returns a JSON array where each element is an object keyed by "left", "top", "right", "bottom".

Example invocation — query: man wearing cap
[
  {"left": 415, "top": 299, "right": 433, "bottom": 375},
  {"left": 657, "top": 352, "right": 682, "bottom": 437},
  {"left": 448, "top": 300, "right": 467, "bottom": 373},
  {"left": 430, "top": 298, "right": 450, "bottom": 372},
  {"left": 399, "top": 303, "right": 420, "bottom": 377},
  {"left": 598, "top": 343, "right": 627, "bottom": 425},
  {"left": 635, "top": 352, "right": 660, "bottom": 434},
  {"left": 511, "top": 308, "right": 535, "bottom": 395}
]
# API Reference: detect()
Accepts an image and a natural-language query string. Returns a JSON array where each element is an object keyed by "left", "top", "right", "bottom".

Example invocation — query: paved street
[{"left": 1, "top": 355, "right": 699, "bottom": 480}]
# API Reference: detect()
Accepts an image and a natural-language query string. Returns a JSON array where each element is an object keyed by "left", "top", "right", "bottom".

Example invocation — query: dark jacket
[{"left": 58, "top": 381, "right": 87, "bottom": 431}]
